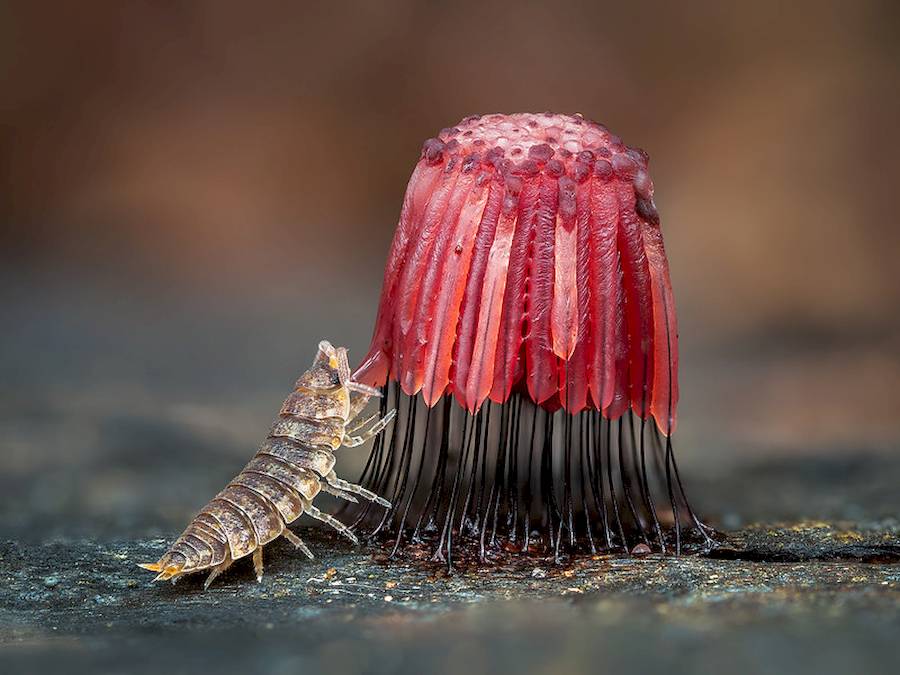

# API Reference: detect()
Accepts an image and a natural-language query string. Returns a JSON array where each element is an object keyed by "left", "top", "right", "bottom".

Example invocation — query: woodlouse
[{"left": 139, "top": 341, "right": 395, "bottom": 587}]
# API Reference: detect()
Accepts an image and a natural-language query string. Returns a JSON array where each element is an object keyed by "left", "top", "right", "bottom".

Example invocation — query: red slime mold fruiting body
[
  {"left": 350, "top": 113, "right": 712, "bottom": 567},
  {"left": 355, "top": 113, "right": 678, "bottom": 434}
]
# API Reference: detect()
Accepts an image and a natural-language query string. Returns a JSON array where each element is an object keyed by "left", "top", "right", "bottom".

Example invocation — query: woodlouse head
[{"left": 295, "top": 340, "right": 351, "bottom": 391}]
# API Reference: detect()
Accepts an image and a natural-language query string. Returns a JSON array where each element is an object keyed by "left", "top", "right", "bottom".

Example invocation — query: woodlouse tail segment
[
  {"left": 138, "top": 553, "right": 186, "bottom": 582},
  {"left": 348, "top": 113, "right": 716, "bottom": 567}
]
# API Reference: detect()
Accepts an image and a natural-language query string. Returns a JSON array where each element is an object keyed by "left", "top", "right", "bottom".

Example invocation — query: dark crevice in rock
[{"left": 705, "top": 544, "right": 900, "bottom": 564}]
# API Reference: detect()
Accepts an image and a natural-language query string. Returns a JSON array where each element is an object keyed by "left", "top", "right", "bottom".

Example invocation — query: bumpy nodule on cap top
[{"left": 355, "top": 112, "right": 678, "bottom": 434}]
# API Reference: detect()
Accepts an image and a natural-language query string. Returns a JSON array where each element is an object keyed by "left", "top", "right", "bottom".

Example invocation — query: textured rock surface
[
  {"left": 1, "top": 288, "right": 898, "bottom": 673},
  {"left": 2, "top": 517, "right": 899, "bottom": 674}
]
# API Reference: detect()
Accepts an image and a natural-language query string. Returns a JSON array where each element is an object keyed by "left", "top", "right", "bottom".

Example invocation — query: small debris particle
[
  {"left": 384, "top": 595, "right": 394, "bottom": 602},
  {"left": 93, "top": 594, "right": 119, "bottom": 606},
  {"left": 562, "top": 569, "right": 576, "bottom": 578},
  {"left": 631, "top": 543, "right": 652, "bottom": 556},
  {"left": 385, "top": 581, "right": 397, "bottom": 589},
  {"left": 324, "top": 567, "right": 337, "bottom": 580},
  {"left": 834, "top": 531, "right": 864, "bottom": 543},
  {"left": 43, "top": 576, "right": 60, "bottom": 588},
  {"left": 531, "top": 568, "right": 547, "bottom": 579},
  {"left": 16, "top": 590, "right": 47, "bottom": 604}
]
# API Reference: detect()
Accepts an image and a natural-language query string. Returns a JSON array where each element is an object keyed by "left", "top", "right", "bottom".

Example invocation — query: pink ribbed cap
[{"left": 355, "top": 112, "right": 678, "bottom": 434}]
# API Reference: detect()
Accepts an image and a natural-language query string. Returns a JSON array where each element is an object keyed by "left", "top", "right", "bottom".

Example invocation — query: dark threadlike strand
[{"left": 351, "top": 388, "right": 716, "bottom": 570}]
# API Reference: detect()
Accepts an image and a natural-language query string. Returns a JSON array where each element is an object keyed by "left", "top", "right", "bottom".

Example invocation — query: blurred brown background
[{"left": 1, "top": 0, "right": 899, "bottom": 536}]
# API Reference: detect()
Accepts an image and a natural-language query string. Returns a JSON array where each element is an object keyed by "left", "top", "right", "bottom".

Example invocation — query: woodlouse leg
[
  {"left": 346, "top": 412, "right": 379, "bottom": 434},
  {"left": 305, "top": 504, "right": 359, "bottom": 544},
  {"left": 253, "top": 547, "right": 264, "bottom": 582},
  {"left": 324, "top": 471, "right": 391, "bottom": 508},
  {"left": 282, "top": 528, "right": 315, "bottom": 559},
  {"left": 348, "top": 381, "right": 382, "bottom": 398},
  {"left": 347, "top": 393, "right": 375, "bottom": 423},
  {"left": 346, "top": 382, "right": 385, "bottom": 423},
  {"left": 203, "top": 558, "right": 232, "bottom": 590},
  {"left": 320, "top": 483, "right": 359, "bottom": 503},
  {"left": 343, "top": 409, "right": 397, "bottom": 447}
]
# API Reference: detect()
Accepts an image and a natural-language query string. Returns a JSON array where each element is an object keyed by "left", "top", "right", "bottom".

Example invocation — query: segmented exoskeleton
[{"left": 139, "top": 341, "right": 395, "bottom": 588}]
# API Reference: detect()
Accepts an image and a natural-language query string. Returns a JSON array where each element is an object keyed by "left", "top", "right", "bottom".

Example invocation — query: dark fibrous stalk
[{"left": 347, "top": 384, "right": 714, "bottom": 570}]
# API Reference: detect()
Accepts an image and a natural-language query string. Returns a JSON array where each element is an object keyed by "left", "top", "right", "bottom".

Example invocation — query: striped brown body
[{"left": 139, "top": 341, "right": 395, "bottom": 588}]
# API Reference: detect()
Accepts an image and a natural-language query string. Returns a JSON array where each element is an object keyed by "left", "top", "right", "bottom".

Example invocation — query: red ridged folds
[{"left": 354, "top": 113, "right": 679, "bottom": 434}]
